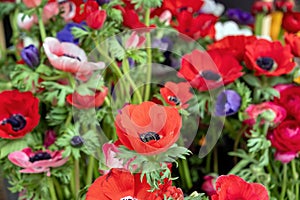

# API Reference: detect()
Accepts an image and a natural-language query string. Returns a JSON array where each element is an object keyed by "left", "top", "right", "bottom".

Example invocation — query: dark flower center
[
  {"left": 256, "top": 57, "right": 277, "bottom": 71},
  {"left": 168, "top": 96, "right": 181, "bottom": 106},
  {"left": 120, "top": 197, "right": 137, "bottom": 200},
  {"left": 63, "top": 53, "right": 81, "bottom": 61},
  {"left": 1, "top": 114, "right": 27, "bottom": 131},
  {"left": 200, "top": 70, "right": 222, "bottom": 81},
  {"left": 29, "top": 152, "right": 52, "bottom": 163},
  {"left": 139, "top": 132, "right": 160, "bottom": 143},
  {"left": 70, "top": 136, "right": 84, "bottom": 147}
]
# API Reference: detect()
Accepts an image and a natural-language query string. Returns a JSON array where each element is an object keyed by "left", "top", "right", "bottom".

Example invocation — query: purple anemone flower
[
  {"left": 21, "top": 44, "right": 40, "bottom": 69},
  {"left": 56, "top": 22, "right": 85, "bottom": 44},
  {"left": 215, "top": 90, "right": 241, "bottom": 116},
  {"left": 226, "top": 9, "right": 254, "bottom": 25}
]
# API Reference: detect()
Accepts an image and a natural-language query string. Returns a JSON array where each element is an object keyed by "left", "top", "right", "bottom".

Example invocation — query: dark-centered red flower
[
  {"left": 162, "top": 0, "right": 204, "bottom": 16},
  {"left": 66, "top": 86, "right": 108, "bottom": 109},
  {"left": 173, "top": 11, "right": 217, "bottom": 40},
  {"left": 285, "top": 33, "right": 300, "bottom": 57},
  {"left": 0, "top": 90, "right": 40, "bottom": 139},
  {"left": 160, "top": 81, "right": 193, "bottom": 109},
  {"left": 207, "top": 35, "right": 257, "bottom": 61},
  {"left": 115, "top": 101, "right": 182, "bottom": 155},
  {"left": 212, "top": 175, "right": 269, "bottom": 200},
  {"left": 282, "top": 12, "right": 300, "bottom": 33},
  {"left": 268, "top": 120, "right": 300, "bottom": 163},
  {"left": 244, "top": 39, "right": 295, "bottom": 76},
  {"left": 178, "top": 49, "right": 243, "bottom": 91},
  {"left": 86, "top": 169, "right": 152, "bottom": 200}
]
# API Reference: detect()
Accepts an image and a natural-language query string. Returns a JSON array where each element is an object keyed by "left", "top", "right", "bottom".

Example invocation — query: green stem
[
  {"left": 37, "top": 8, "right": 46, "bottom": 41},
  {"left": 213, "top": 148, "right": 218, "bottom": 173},
  {"left": 144, "top": 8, "right": 152, "bottom": 101},
  {"left": 48, "top": 177, "right": 58, "bottom": 200},
  {"left": 86, "top": 155, "right": 95, "bottom": 185},
  {"left": 280, "top": 164, "right": 288, "bottom": 200},
  {"left": 291, "top": 160, "right": 299, "bottom": 200},
  {"left": 39, "top": 74, "right": 67, "bottom": 81},
  {"left": 254, "top": 13, "right": 265, "bottom": 36},
  {"left": 181, "top": 159, "right": 193, "bottom": 189},
  {"left": 74, "top": 159, "right": 80, "bottom": 198},
  {"left": 53, "top": 177, "right": 64, "bottom": 200},
  {"left": 10, "top": 8, "right": 20, "bottom": 60}
]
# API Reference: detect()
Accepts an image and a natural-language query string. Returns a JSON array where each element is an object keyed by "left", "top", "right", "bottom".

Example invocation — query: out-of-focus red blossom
[
  {"left": 86, "top": 169, "right": 153, "bottom": 200},
  {"left": 178, "top": 49, "right": 243, "bottom": 91},
  {"left": 23, "top": 0, "right": 41, "bottom": 8},
  {"left": 71, "top": 0, "right": 98, "bottom": 23},
  {"left": 275, "top": 0, "right": 295, "bottom": 11},
  {"left": 8, "top": 148, "right": 68, "bottom": 176},
  {"left": 284, "top": 33, "right": 300, "bottom": 57},
  {"left": 86, "top": 9, "right": 106, "bottom": 29},
  {"left": 244, "top": 39, "right": 295, "bottom": 76},
  {"left": 274, "top": 83, "right": 294, "bottom": 92},
  {"left": 282, "top": 12, "right": 300, "bottom": 33},
  {"left": 268, "top": 120, "right": 300, "bottom": 163},
  {"left": 159, "top": 0, "right": 204, "bottom": 16},
  {"left": 201, "top": 175, "right": 217, "bottom": 196},
  {"left": 244, "top": 102, "right": 287, "bottom": 126},
  {"left": 211, "top": 175, "right": 269, "bottom": 200},
  {"left": 66, "top": 87, "right": 108, "bottom": 109},
  {"left": 115, "top": 101, "right": 182, "bottom": 155},
  {"left": 44, "top": 130, "right": 56, "bottom": 149},
  {"left": 0, "top": 90, "right": 40, "bottom": 139},
  {"left": 173, "top": 11, "right": 218, "bottom": 40},
  {"left": 207, "top": 35, "right": 257, "bottom": 61},
  {"left": 251, "top": 0, "right": 274, "bottom": 14},
  {"left": 160, "top": 81, "right": 193, "bottom": 109},
  {"left": 151, "top": 180, "right": 184, "bottom": 200},
  {"left": 274, "top": 85, "right": 300, "bottom": 122}
]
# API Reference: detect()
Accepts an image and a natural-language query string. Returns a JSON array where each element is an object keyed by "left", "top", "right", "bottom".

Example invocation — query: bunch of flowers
[{"left": 0, "top": 0, "right": 300, "bottom": 199}]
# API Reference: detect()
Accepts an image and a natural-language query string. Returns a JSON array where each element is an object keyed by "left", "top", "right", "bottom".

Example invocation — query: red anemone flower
[
  {"left": 284, "top": 33, "right": 300, "bottom": 57},
  {"left": 0, "top": 90, "right": 40, "bottom": 139},
  {"left": 160, "top": 81, "right": 193, "bottom": 109},
  {"left": 178, "top": 49, "right": 243, "bottom": 91},
  {"left": 282, "top": 12, "right": 300, "bottom": 33},
  {"left": 115, "top": 101, "right": 182, "bottom": 155},
  {"left": 72, "top": 0, "right": 98, "bottom": 23},
  {"left": 86, "top": 9, "right": 107, "bottom": 30},
  {"left": 244, "top": 39, "right": 295, "bottom": 76},
  {"left": 86, "top": 169, "right": 152, "bottom": 200},
  {"left": 212, "top": 175, "right": 269, "bottom": 200},
  {"left": 251, "top": 0, "right": 273, "bottom": 14},
  {"left": 66, "top": 87, "right": 108, "bottom": 109},
  {"left": 162, "top": 0, "right": 204, "bottom": 16},
  {"left": 173, "top": 11, "right": 217, "bottom": 40},
  {"left": 207, "top": 35, "right": 257, "bottom": 61}
]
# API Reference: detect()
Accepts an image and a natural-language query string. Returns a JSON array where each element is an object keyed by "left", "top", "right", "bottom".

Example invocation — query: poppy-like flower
[
  {"left": 201, "top": 175, "right": 217, "bottom": 196},
  {"left": 86, "top": 169, "right": 152, "bottom": 200},
  {"left": 211, "top": 174, "right": 269, "bottom": 200},
  {"left": 251, "top": 0, "right": 274, "bottom": 14},
  {"left": 282, "top": 12, "right": 300, "bottom": 33},
  {"left": 21, "top": 44, "right": 40, "bottom": 69},
  {"left": 44, "top": 130, "right": 56, "bottom": 148},
  {"left": 244, "top": 102, "right": 287, "bottom": 126},
  {"left": 226, "top": 9, "right": 254, "bottom": 25},
  {"left": 23, "top": 0, "right": 41, "bottom": 8},
  {"left": 268, "top": 120, "right": 300, "bottom": 163},
  {"left": 215, "top": 90, "right": 241, "bottom": 117},
  {"left": 214, "top": 21, "right": 252, "bottom": 41},
  {"left": 72, "top": 0, "right": 96, "bottom": 23},
  {"left": 8, "top": 148, "right": 68, "bottom": 176},
  {"left": 275, "top": 0, "right": 295, "bottom": 11},
  {"left": 66, "top": 87, "right": 108, "bottom": 109},
  {"left": 0, "top": 90, "right": 40, "bottom": 139},
  {"left": 86, "top": 9, "right": 107, "bottom": 30},
  {"left": 207, "top": 35, "right": 257, "bottom": 61},
  {"left": 173, "top": 11, "right": 217, "bottom": 40},
  {"left": 56, "top": 22, "right": 85, "bottom": 44},
  {"left": 160, "top": 82, "right": 193, "bottom": 109},
  {"left": 285, "top": 33, "right": 300, "bottom": 57},
  {"left": 43, "top": 37, "right": 105, "bottom": 81},
  {"left": 244, "top": 39, "right": 295, "bottom": 76},
  {"left": 115, "top": 101, "right": 182, "bottom": 155},
  {"left": 274, "top": 85, "right": 300, "bottom": 122},
  {"left": 178, "top": 49, "right": 243, "bottom": 91},
  {"left": 162, "top": 0, "right": 204, "bottom": 16}
]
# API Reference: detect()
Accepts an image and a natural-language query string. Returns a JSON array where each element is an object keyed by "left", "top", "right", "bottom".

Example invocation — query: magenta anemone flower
[
  {"left": 43, "top": 37, "right": 105, "bottom": 81},
  {"left": 8, "top": 148, "right": 68, "bottom": 176}
]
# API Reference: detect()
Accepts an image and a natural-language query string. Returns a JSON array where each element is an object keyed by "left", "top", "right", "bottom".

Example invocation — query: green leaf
[
  {"left": 131, "top": 0, "right": 162, "bottom": 9},
  {"left": 35, "top": 64, "right": 53, "bottom": 76},
  {"left": 0, "top": 3, "right": 16, "bottom": 19},
  {"left": 242, "top": 74, "right": 261, "bottom": 87},
  {"left": 0, "top": 139, "right": 27, "bottom": 159}
]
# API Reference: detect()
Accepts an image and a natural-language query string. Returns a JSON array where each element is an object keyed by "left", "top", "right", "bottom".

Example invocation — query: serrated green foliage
[
  {"left": 0, "top": 138, "right": 27, "bottom": 159},
  {"left": 184, "top": 192, "right": 209, "bottom": 200},
  {"left": 131, "top": 0, "right": 162, "bottom": 9},
  {"left": 107, "top": 37, "right": 126, "bottom": 60},
  {"left": 0, "top": 3, "right": 16, "bottom": 19},
  {"left": 188, "top": 91, "right": 211, "bottom": 119},
  {"left": 46, "top": 106, "right": 69, "bottom": 126},
  {"left": 10, "top": 64, "right": 39, "bottom": 92}
]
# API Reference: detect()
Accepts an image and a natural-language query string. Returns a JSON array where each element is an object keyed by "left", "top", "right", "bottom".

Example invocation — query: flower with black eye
[
  {"left": 178, "top": 49, "right": 243, "bottom": 91},
  {"left": 8, "top": 148, "right": 68, "bottom": 176},
  {"left": 115, "top": 101, "right": 182, "bottom": 155},
  {"left": 0, "top": 90, "right": 40, "bottom": 139},
  {"left": 244, "top": 39, "right": 295, "bottom": 76}
]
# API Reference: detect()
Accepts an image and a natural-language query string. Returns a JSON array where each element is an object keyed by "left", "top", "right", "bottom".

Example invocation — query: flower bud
[{"left": 21, "top": 44, "right": 40, "bottom": 69}]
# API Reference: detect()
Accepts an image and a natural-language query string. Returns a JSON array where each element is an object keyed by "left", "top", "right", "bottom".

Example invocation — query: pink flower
[
  {"left": 125, "top": 32, "right": 146, "bottom": 49},
  {"left": 23, "top": 0, "right": 41, "bottom": 8},
  {"left": 17, "top": 13, "right": 35, "bottom": 30},
  {"left": 201, "top": 175, "right": 217, "bottom": 196},
  {"left": 8, "top": 148, "right": 68, "bottom": 176},
  {"left": 244, "top": 102, "right": 287, "bottom": 126},
  {"left": 43, "top": 37, "right": 105, "bottom": 81}
]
